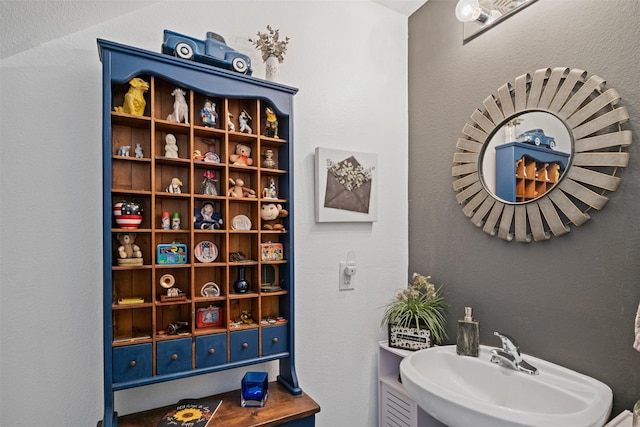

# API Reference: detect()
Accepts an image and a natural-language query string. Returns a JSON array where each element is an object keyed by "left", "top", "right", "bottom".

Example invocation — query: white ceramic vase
[{"left": 265, "top": 55, "right": 280, "bottom": 81}]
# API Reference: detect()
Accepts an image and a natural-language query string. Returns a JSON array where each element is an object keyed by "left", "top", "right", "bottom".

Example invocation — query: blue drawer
[
  {"left": 262, "top": 324, "right": 288, "bottom": 356},
  {"left": 230, "top": 329, "right": 259, "bottom": 362},
  {"left": 156, "top": 338, "right": 192, "bottom": 375},
  {"left": 112, "top": 343, "right": 152, "bottom": 383},
  {"left": 195, "top": 334, "right": 227, "bottom": 368}
]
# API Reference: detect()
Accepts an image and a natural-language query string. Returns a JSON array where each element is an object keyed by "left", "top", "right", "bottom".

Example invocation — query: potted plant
[{"left": 381, "top": 273, "right": 448, "bottom": 351}]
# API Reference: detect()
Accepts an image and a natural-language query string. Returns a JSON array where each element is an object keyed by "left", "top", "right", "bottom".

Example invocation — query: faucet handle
[{"left": 493, "top": 331, "right": 520, "bottom": 355}]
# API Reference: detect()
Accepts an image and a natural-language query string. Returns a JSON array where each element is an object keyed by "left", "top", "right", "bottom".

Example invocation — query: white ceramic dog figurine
[
  {"left": 117, "top": 146, "right": 131, "bottom": 156},
  {"left": 167, "top": 88, "right": 189, "bottom": 124}
]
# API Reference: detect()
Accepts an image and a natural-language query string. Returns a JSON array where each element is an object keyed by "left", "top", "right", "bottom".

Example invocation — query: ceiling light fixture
[
  {"left": 455, "top": 0, "right": 539, "bottom": 43},
  {"left": 455, "top": 0, "right": 500, "bottom": 23}
]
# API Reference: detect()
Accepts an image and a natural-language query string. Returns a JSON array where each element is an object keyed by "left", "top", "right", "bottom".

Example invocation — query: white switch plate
[{"left": 339, "top": 261, "right": 355, "bottom": 291}]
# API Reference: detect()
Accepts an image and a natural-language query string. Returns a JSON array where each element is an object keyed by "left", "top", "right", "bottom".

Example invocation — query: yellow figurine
[
  {"left": 551, "top": 163, "right": 560, "bottom": 182},
  {"left": 114, "top": 77, "right": 149, "bottom": 116},
  {"left": 264, "top": 107, "right": 279, "bottom": 138}
]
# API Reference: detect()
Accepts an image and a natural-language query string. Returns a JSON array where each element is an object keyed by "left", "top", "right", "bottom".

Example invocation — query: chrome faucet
[{"left": 490, "top": 332, "right": 538, "bottom": 375}]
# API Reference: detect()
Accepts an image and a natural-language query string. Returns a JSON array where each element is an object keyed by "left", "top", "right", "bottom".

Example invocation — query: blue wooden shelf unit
[
  {"left": 495, "top": 141, "right": 570, "bottom": 203},
  {"left": 98, "top": 38, "right": 300, "bottom": 427}
]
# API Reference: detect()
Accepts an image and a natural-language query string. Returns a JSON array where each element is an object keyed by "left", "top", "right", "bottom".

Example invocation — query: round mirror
[
  {"left": 452, "top": 67, "right": 631, "bottom": 242},
  {"left": 480, "top": 111, "right": 573, "bottom": 204}
]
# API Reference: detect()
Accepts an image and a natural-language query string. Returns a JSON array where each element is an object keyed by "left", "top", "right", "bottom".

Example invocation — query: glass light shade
[{"left": 455, "top": 0, "right": 480, "bottom": 22}]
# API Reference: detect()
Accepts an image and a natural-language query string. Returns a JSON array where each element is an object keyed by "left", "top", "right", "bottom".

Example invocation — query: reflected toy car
[
  {"left": 516, "top": 129, "right": 556, "bottom": 149},
  {"left": 162, "top": 29, "right": 252, "bottom": 75}
]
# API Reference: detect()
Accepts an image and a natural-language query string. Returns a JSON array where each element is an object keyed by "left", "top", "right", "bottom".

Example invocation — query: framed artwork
[{"left": 314, "top": 147, "right": 378, "bottom": 222}]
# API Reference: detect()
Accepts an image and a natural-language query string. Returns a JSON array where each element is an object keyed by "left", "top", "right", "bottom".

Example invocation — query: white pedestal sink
[{"left": 400, "top": 345, "right": 612, "bottom": 427}]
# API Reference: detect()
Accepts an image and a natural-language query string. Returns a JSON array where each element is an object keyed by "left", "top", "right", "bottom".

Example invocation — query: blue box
[{"left": 241, "top": 372, "right": 268, "bottom": 407}]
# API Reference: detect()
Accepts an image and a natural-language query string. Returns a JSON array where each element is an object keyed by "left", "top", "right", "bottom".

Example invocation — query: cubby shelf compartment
[
  {"left": 494, "top": 141, "right": 570, "bottom": 204},
  {"left": 99, "top": 38, "right": 299, "bottom": 427}
]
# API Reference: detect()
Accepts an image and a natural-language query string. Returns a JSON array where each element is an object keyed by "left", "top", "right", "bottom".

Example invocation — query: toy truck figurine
[
  {"left": 516, "top": 129, "right": 556, "bottom": 149},
  {"left": 162, "top": 29, "right": 252, "bottom": 75}
]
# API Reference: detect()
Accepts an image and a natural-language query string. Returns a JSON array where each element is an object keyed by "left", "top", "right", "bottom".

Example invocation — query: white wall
[{"left": 0, "top": 1, "right": 409, "bottom": 425}]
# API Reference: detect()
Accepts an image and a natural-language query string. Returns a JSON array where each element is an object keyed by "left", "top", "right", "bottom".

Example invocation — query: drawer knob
[
  {"left": 272, "top": 337, "right": 279, "bottom": 343},
  {"left": 209, "top": 348, "right": 215, "bottom": 355},
  {"left": 129, "top": 360, "right": 137, "bottom": 367},
  {"left": 171, "top": 354, "right": 178, "bottom": 361},
  {"left": 242, "top": 343, "right": 249, "bottom": 349}
]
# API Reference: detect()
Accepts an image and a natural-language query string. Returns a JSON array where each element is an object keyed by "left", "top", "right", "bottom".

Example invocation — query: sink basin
[{"left": 399, "top": 345, "right": 612, "bottom": 427}]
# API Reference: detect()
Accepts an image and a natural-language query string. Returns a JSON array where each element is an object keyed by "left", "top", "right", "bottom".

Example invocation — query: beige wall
[{"left": 408, "top": 0, "right": 640, "bottom": 419}]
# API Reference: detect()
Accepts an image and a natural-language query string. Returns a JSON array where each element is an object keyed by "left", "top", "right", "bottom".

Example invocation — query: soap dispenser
[{"left": 456, "top": 306, "right": 479, "bottom": 357}]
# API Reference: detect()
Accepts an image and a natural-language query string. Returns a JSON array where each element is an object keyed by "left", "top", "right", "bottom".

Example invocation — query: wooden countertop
[{"left": 98, "top": 381, "right": 320, "bottom": 427}]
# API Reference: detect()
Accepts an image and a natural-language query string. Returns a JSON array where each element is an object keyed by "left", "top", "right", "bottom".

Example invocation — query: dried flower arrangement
[
  {"left": 248, "top": 25, "right": 290, "bottom": 63},
  {"left": 326, "top": 158, "right": 375, "bottom": 192}
]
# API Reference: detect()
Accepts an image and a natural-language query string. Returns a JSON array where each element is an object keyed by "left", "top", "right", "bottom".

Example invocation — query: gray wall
[{"left": 408, "top": 0, "right": 640, "bottom": 418}]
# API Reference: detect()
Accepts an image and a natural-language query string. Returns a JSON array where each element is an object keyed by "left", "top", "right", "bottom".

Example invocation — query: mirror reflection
[{"left": 480, "top": 111, "right": 572, "bottom": 204}]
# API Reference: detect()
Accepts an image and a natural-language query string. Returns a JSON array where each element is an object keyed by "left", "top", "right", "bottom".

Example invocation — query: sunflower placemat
[{"left": 157, "top": 398, "right": 222, "bottom": 427}]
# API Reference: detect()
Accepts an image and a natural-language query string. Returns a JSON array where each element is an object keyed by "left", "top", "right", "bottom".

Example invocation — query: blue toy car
[
  {"left": 162, "top": 30, "right": 252, "bottom": 75},
  {"left": 516, "top": 129, "right": 556, "bottom": 149}
]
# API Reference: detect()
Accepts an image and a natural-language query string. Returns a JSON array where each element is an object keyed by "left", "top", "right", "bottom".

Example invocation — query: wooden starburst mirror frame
[{"left": 452, "top": 67, "right": 631, "bottom": 242}]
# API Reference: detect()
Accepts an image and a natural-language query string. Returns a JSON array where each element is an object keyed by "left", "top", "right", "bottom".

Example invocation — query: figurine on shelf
[
  {"left": 117, "top": 145, "right": 131, "bottom": 157},
  {"left": 166, "top": 287, "right": 182, "bottom": 298},
  {"left": 239, "top": 109, "right": 252, "bottom": 133},
  {"left": 164, "top": 134, "right": 178, "bottom": 158},
  {"left": 262, "top": 177, "right": 277, "bottom": 199},
  {"left": 165, "top": 177, "right": 183, "bottom": 193},
  {"left": 161, "top": 211, "right": 170, "bottom": 229},
  {"left": 167, "top": 320, "right": 189, "bottom": 335},
  {"left": 194, "top": 201, "right": 223, "bottom": 230},
  {"left": 228, "top": 177, "right": 256, "bottom": 198},
  {"left": 113, "top": 200, "right": 143, "bottom": 229},
  {"left": 193, "top": 150, "right": 204, "bottom": 161},
  {"left": 116, "top": 232, "right": 143, "bottom": 265},
  {"left": 235, "top": 310, "right": 255, "bottom": 324},
  {"left": 262, "top": 187, "right": 276, "bottom": 199},
  {"left": 171, "top": 212, "right": 181, "bottom": 230},
  {"left": 262, "top": 149, "right": 276, "bottom": 168},
  {"left": 199, "top": 170, "right": 218, "bottom": 196},
  {"left": 167, "top": 87, "right": 189, "bottom": 124},
  {"left": 229, "top": 143, "right": 253, "bottom": 166},
  {"left": 261, "top": 203, "right": 288, "bottom": 231},
  {"left": 113, "top": 77, "right": 149, "bottom": 116},
  {"left": 201, "top": 99, "right": 218, "bottom": 127},
  {"left": 264, "top": 107, "right": 278, "bottom": 138},
  {"left": 134, "top": 143, "right": 144, "bottom": 158},
  {"left": 227, "top": 112, "right": 235, "bottom": 132}
]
